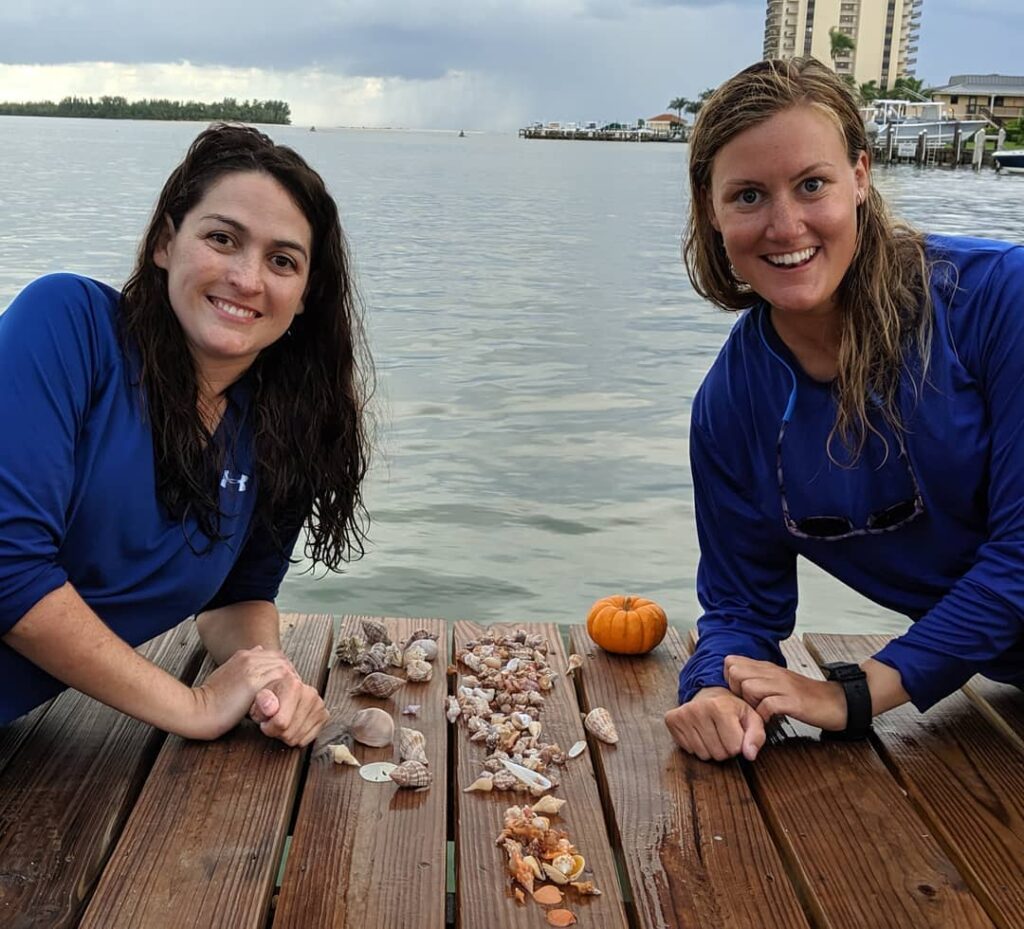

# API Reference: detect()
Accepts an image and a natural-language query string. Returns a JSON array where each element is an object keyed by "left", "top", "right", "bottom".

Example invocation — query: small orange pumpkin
[{"left": 586, "top": 595, "right": 667, "bottom": 655}]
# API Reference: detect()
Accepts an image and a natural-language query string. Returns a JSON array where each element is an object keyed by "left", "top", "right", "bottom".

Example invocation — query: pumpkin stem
[{"left": 622, "top": 596, "right": 633, "bottom": 611}]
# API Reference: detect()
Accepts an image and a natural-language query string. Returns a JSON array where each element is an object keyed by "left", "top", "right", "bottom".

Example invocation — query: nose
[
  {"left": 226, "top": 250, "right": 264, "bottom": 295},
  {"left": 766, "top": 195, "right": 805, "bottom": 241}
]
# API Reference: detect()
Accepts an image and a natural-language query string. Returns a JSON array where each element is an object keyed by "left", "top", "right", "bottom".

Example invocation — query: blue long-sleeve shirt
[
  {"left": 679, "top": 234, "right": 1024, "bottom": 711},
  {"left": 0, "top": 274, "right": 297, "bottom": 723}
]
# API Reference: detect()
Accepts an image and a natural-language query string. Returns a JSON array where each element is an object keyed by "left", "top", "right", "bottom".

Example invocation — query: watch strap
[{"left": 821, "top": 662, "right": 872, "bottom": 741}]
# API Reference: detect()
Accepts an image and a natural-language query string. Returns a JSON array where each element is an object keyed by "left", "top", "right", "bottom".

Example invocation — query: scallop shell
[
  {"left": 389, "top": 759, "right": 432, "bottom": 789},
  {"left": 406, "top": 658, "right": 433, "bottom": 682},
  {"left": 584, "top": 707, "right": 619, "bottom": 744},
  {"left": 351, "top": 671, "right": 405, "bottom": 699},
  {"left": 361, "top": 619, "right": 391, "bottom": 646},
  {"left": 349, "top": 707, "right": 395, "bottom": 747},
  {"left": 329, "top": 743, "right": 360, "bottom": 766},
  {"left": 398, "top": 727, "right": 429, "bottom": 765},
  {"left": 463, "top": 773, "right": 494, "bottom": 793}
]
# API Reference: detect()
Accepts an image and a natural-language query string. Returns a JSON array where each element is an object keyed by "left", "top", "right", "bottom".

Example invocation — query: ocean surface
[{"left": 2, "top": 116, "right": 1023, "bottom": 636}]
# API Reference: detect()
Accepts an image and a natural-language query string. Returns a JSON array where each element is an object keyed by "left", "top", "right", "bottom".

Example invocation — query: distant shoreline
[{"left": 0, "top": 96, "right": 291, "bottom": 125}]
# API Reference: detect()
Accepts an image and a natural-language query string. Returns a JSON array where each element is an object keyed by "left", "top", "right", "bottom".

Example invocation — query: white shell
[
  {"left": 530, "top": 795, "right": 566, "bottom": 815},
  {"left": 398, "top": 727, "right": 428, "bottom": 765},
  {"left": 406, "top": 658, "right": 433, "bottom": 682},
  {"left": 463, "top": 773, "right": 494, "bottom": 793},
  {"left": 584, "top": 707, "right": 619, "bottom": 744},
  {"left": 568, "top": 740, "right": 587, "bottom": 759},
  {"left": 349, "top": 707, "right": 395, "bottom": 747},
  {"left": 329, "top": 743, "right": 360, "bottom": 766},
  {"left": 359, "top": 761, "right": 397, "bottom": 783}
]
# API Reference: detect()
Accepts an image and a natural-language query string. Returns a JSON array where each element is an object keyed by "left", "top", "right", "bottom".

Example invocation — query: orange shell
[
  {"left": 533, "top": 884, "right": 564, "bottom": 905},
  {"left": 586, "top": 594, "right": 667, "bottom": 655},
  {"left": 546, "top": 909, "right": 578, "bottom": 927}
]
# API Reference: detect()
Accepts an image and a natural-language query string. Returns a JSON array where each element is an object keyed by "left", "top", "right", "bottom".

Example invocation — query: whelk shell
[
  {"left": 329, "top": 743, "right": 360, "bottom": 766},
  {"left": 565, "top": 653, "right": 584, "bottom": 676},
  {"left": 333, "top": 635, "right": 365, "bottom": 665},
  {"left": 530, "top": 795, "right": 566, "bottom": 816},
  {"left": 584, "top": 707, "right": 619, "bottom": 744},
  {"left": 463, "top": 773, "right": 494, "bottom": 793},
  {"left": 351, "top": 671, "right": 405, "bottom": 699},
  {"left": 350, "top": 707, "right": 395, "bottom": 747},
  {"left": 361, "top": 619, "right": 391, "bottom": 646},
  {"left": 389, "top": 759, "right": 432, "bottom": 789},
  {"left": 398, "top": 727, "right": 429, "bottom": 765}
]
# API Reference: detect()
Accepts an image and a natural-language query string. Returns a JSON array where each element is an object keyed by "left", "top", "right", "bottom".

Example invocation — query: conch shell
[
  {"left": 389, "top": 760, "right": 432, "bottom": 789},
  {"left": 398, "top": 727, "right": 428, "bottom": 765},
  {"left": 464, "top": 773, "right": 494, "bottom": 793},
  {"left": 349, "top": 707, "right": 395, "bottom": 747},
  {"left": 584, "top": 707, "right": 619, "bottom": 744},
  {"left": 351, "top": 671, "right": 405, "bottom": 698}
]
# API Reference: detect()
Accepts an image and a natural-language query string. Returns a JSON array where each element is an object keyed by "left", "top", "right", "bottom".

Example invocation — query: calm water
[{"left": 2, "top": 116, "right": 1023, "bottom": 636}]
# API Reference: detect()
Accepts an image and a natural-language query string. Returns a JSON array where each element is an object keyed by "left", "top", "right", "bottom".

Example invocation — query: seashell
[
  {"left": 528, "top": 721, "right": 543, "bottom": 739},
  {"left": 565, "top": 653, "right": 584, "bottom": 676},
  {"left": 514, "top": 887, "right": 526, "bottom": 905},
  {"left": 349, "top": 707, "right": 395, "bottom": 747},
  {"left": 408, "top": 628, "right": 438, "bottom": 645},
  {"left": 463, "top": 773, "right": 494, "bottom": 793},
  {"left": 398, "top": 727, "right": 428, "bottom": 765},
  {"left": 385, "top": 643, "right": 405, "bottom": 668},
  {"left": 567, "top": 740, "right": 587, "bottom": 759},
  {"left": 333, "top": 635, "right": 365, "bottom": 665},
  {"left": 402, "top": 704, "right": 421, "bottom": 716},
  {"left": 492, "top": 770, "right": 519, "bottom": 791},
  {"left": 351, "top": 671, "right": 405, "bottom": 699},
  {"left": 354, "top": 641, "right": 390, "bottom": 675},
  {"left": 546, "top": 908, "right": 578, "bottom": 927},
  {"left": 523, "top": 855, "right": 542, "bottom": 878},
  {"left": 542, "top": 863, "right": 570, "bottom": 885},
  {"left": 445, "top": 695, "right": 461, "bottom": 723},
  {"left": 584, "top": 707, "right": 619, "bottom": 744},
  {"left": 530, "top": 795, "right": 566, "bottom": 816},
  {"left": 569, "top": 880, "right": 601, "bottom": 896},
  {"left": 329, "top": 743, "right": 360, "bottom": 766},
  {"left": 361, "top": 619, "right": 391, "bottom": 646},
  {"left": 404, "top": 644, "right": 427, "bottom": 664},
  {"left": 533, "top": 885, "right": 563, "bottom": 906},
  {"left": 413, "top": 639, "right": 439, "bottom": 661},
  {"left": 406, "top": 658, "right": 433, "bottom": 682},
  {"left": 389, "top": 759, "right": 432, "bottom": 789}
]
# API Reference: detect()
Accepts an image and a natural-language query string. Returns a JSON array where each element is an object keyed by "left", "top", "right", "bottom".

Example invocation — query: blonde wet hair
[{"left": 683, "top": 57, "right": 932, "bottom": 460}]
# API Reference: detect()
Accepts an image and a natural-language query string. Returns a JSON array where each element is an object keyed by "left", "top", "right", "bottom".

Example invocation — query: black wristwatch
[{"left": 821, "top": 662, "right": 873, "bottom": 741}]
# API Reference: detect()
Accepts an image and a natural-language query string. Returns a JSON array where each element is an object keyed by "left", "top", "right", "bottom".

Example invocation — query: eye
[
  {"left": 207, "top": 231, "right": 234, "bottom": 247},
  {"left": 801, "top": 177, "right": 825, "bottom": 194},
  {"left": 271, "top": 254, "right": 298, "bottom": 272},
  {"left": 737, "top": 188, "right": 761, "bottom": 205}
]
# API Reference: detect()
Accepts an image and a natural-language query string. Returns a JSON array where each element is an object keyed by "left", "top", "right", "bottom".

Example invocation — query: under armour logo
[{"left": 220, "top": 470, "right": 249, "bottom": 492}]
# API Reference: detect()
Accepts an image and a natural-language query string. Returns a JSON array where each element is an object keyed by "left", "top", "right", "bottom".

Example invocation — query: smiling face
[
  {"left": 708, "top": 105, "right": 869, "bottom": 325},
  {"left": 154, "top": 170, "right": 312, "bottom": 389}
]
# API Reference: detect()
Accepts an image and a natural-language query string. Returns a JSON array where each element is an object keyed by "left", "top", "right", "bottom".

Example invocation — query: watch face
[{"left": 823, "top": 662, "right": 865, "bottom": 682}]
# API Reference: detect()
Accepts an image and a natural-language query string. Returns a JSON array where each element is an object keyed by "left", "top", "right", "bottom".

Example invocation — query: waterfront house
[
  {"left": 646, "top": 113, "right": 686, "bottom": 137},
  {"left": 930, "top": 74, "right": 1024, "bottom": 125}
]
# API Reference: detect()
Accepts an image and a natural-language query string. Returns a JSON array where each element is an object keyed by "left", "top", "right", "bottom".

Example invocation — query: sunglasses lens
[
  {"left": 867, "top": 499, "right": 918, "bottom": 530},
  {"left": 796, "top": 516, "right": 855, "bottom": 539}
]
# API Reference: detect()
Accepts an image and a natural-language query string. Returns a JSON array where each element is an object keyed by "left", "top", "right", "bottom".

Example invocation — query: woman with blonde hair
[{"left": 665, "top": 57, "right": 1024, "bottom": 761}]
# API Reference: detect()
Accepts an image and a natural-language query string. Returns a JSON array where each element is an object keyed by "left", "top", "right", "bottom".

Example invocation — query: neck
[{"left": 770, "top": 305, "right": 842, "bottom": 383}]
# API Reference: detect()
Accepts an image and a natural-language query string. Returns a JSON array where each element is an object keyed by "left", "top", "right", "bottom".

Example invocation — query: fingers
[
  {"left": 664, "top": 690, "right": 749, "bottom": 762},
  {"left": 739, "top": 705, "right": 767, "bottom": 761},
  {"left": 258, "top": 678, "right": 328, "bottom": 747}
]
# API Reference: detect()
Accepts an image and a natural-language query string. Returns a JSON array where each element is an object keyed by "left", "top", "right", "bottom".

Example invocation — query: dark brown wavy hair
[
  {"left": 121, "top": 123, "right": 372, "bottom": 569},
  {"left": 683, "top": 57, "right": 932, "bottom": 459}
]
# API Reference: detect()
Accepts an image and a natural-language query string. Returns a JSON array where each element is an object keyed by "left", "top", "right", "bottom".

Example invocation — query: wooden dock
[
  {"left": 2, "top": 614, "right": 1023, "bottom": 928},
  {"left": 518, "top": 127, "right": 684, "bottom": 143}
]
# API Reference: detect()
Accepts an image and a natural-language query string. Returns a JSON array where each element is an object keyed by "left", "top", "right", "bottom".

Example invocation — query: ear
[
  {"left": 854, "top": 151, "right": 870, "bottom": 203},
  {"left": 152, "top": 215, "right": 175, "bottom": 270}
]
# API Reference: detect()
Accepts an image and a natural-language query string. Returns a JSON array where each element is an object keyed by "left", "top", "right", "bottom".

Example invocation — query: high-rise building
[{"left": 763, "top": 0, "right": 923, "bottom": 90}]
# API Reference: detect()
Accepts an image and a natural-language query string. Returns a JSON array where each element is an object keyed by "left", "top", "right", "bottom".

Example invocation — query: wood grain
[
  {"left": 571, "top": 626, "right": 810, "bottom": 929},
  {"left": 0, "top": 620, "right": 204, "bottom": 929},
  {"left": 273, "top": 616, "right": 448, "bottom": 929},
  {"left": 452, "top": 622, "right": 629, "bottom": 929},
  {"left": 78, "top": 613, "right": 332, "bottom": 929},
  {"left": 962, "top": 676, "right": 1024, "bottom": 752},
  {"left": 743, "top": 635, "right": 994, "bottom": 929},
  {"left": 806, "top": 633, "right": 1024, "bottom": 929}
]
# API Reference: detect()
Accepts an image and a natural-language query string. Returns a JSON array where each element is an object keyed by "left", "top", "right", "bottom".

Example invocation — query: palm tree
[
  {"left": 859, "top": 80, "right": 879, "bottom": 105},
  {"left": 890, "top": 76, "right": 927, "bottom": 101},
  {"left": 685, "top": 88, "right": 717, "bottom": 118},
  {"left": 829, "top": 27, "right": 856, "bottom": 69},
  {"left": 668, "top": 97, "right": 689, "bottom": 120}
]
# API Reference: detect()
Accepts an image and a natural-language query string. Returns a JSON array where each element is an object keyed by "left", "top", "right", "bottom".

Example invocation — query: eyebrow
[
  {"left": 721, "top": 161, "right": 836, "bottom": 188},
  {"left": 200, "top": 213, "right": 309, "bottom": 260}
]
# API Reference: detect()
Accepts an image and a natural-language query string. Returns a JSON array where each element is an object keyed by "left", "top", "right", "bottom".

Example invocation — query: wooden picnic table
[{"left": 1, "top": 613, "right": 1023, "bottom": 929}]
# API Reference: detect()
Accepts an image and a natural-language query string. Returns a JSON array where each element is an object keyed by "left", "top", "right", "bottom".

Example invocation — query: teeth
[
  {"left": 211, "top": 298, "right": 258, "bottom": 319},
  {"left": 766, "top": 247, "right": 817, "bottom": 266}
]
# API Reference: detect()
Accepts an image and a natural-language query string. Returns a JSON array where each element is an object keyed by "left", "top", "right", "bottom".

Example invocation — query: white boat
[
  {"left": 992, "top": 149, "right": 1024, "bottom": 173},
  {"left": 862, "top": 99, "right": 988, "bottom": 149}
]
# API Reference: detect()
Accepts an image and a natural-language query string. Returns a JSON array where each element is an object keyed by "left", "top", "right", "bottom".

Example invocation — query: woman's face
[
  {"left": 154, "top": 170, "right": 312, "bottom": 387},
  {"left": 708, "top": 105, "right": 869, "bottom": 322}
]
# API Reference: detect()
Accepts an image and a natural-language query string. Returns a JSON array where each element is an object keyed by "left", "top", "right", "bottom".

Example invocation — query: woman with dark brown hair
[
  {"left": 0, "top": 124, "right": 372, "bottom": 744},
  {"left": 664, "top": 58, "right": 1024, "bottom": 761}
]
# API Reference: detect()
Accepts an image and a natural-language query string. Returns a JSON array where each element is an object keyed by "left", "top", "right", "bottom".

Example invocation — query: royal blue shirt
[
  {"left": 0, "top": 274, "right": 296, "bottom": 723},
  {"left": 680, "top": 234, "right": 1024, "bottom": 711}
]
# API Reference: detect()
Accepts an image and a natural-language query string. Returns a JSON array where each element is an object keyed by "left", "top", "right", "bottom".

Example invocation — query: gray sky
[{"left": 0, "top": 1, "right": 1021, "bottom": 130}]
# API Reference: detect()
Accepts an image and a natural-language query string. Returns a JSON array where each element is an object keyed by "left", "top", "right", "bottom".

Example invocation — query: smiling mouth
[
  {"left": 764, "top": 246, "right": 819, "bottom": 268},
  {"left": 209, "top": 296, "right": 262, "bottom": 320}
]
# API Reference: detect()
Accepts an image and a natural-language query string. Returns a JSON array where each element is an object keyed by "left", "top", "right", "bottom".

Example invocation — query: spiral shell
[
  {"left": 406, "top": 658, "right": 433, "bottom": 682},
  {"left": 361, "top": 619, "right": 391, "bottom": 646},
  {"left": 584, "top": 707, "right": 619, "bottom": 744},
  {"left": 354, "top": 641, "right": 391, "bottom": 675},
  {"left": 351, "top": 672, "right": 405, "bottom": 699},
  {"left": 565, "top": 653, "right": 584, "bottom": 676},
  {"left": 333, "top": 635, "right": 365, "bottom": 665},
  {"left": 463, "top": 773, "right": 494, "bottom": 793},
  {"left": 349, "top": 707, "right": 395, "bottom": 747},
  {"left": 530, "top": 795, "right": 566, "bottom": 816},
  {"left": 389, "top": 760, "right": 432, "bottom": 789},
  {"left": 398, "top": 727, "right": 428, "bottom": 765}
]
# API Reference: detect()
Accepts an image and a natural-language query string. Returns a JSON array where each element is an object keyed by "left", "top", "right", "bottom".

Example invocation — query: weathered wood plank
[
  {"left": 0, "top": 620, "right": 204, "bottom": 929},
  {"left": 805, "top": 633, "right": 1024, "bottom": 929},
  {"left": 740, "top": 634, "right": 994, "bottom": 929},
  {"left": 452, "top": 621, "right": 629, "bottom": 929},
  {"left": 0, "top": 701, "right": 53, "bottom": 779},
  {"left": 962, "top": 677, "right": 1024, "bottom": 752},
  {"left": 570, "top": 626, "right": 810, "bottom": 929},
  {"left": 273, "top": 616, "right": 448, "bottom": 929},
  {"left": 79, "top": 613, "right": 332, "bottom": 929}
]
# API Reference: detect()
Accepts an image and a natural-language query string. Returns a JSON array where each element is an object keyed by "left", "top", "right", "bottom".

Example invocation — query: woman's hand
[
  {"left": 723, "top": 655, "right": 847, "bottom": 731},
  {"left": 248, "top": 672, "right": 329, "bottom": 747},
  {"left": 188, "top": 646, "right": 295, "bottom": 740},
  {"left": 664, "top": 686, "right": 767, "bottom": 761}
]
